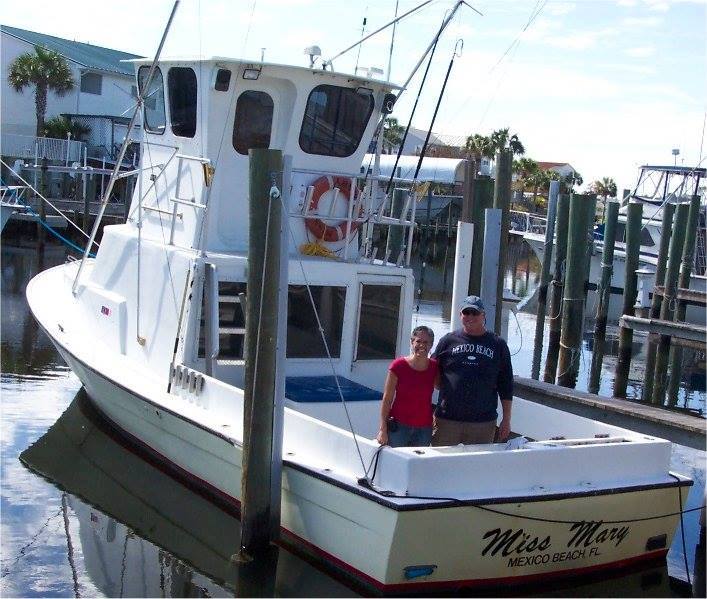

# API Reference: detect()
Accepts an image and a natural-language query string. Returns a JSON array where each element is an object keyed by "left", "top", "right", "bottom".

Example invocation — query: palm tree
[
  {"left": 8, "top": 45, "right": 75, "bottom": 137},
  {"left": 490, "top": 127, "right": 525, "bottom": 156},
  {"left": 464, "top": 133, "right": 494, "bottom": 161},
  {"left": 563, "top": 170, "right": 583, "bottom": 193},
  {"left": 512, "top": 157, "right": 539, "bottom": 207},
  {"left": 528, "top": 169, "right": 550, "bottom": 212},
  {"left": 382, "top": 117, "right": 405, "bottom": 154},
  {"left": 589, "top": 176, "right": 617, "bottom": 219}
]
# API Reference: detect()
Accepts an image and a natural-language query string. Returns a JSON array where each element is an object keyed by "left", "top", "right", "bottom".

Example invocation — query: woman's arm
[{"left": 376, "top": 371, "right": 398, "bottom": 445}]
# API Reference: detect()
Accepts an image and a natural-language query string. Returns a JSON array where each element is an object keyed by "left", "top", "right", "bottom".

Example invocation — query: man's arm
[{"left": 498, "top": 399, "right": 512, "bottom": 441}]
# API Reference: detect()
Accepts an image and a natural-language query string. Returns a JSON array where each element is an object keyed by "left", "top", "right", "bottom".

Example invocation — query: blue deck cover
[{"left": 285, "top": 376, "right": 382, "bottom": 403}]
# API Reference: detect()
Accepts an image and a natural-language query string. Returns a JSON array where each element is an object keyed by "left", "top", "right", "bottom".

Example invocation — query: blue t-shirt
[{"left": 432, "top": 329, "right": 513, "bottom": 422}]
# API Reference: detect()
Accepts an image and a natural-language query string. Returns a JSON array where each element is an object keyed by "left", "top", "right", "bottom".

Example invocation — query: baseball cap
[{"left": 460, "top": 295, "right": 485, "bottom": 313}]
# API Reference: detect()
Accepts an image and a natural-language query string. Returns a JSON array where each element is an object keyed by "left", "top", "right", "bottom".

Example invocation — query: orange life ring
[{"left": 305, "top": 175, "right": 362, "bottom": 242}]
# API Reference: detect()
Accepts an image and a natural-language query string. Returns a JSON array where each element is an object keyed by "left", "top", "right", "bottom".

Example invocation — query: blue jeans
[{"left": 388, "top": 421, "right": 432, "bottom": 447}]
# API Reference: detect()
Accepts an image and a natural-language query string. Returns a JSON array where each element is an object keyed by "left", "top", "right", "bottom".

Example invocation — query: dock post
[
  {"left": 666, "top": 193, "right": 702, "bottom": 404},
  {"left": 613, "top": 201, "right": 643, "bottom": 398},
  {"left": 480, "top": 208, "right": 503, "bottom": 330},
  {"left": 450, "top": 159, "right": 476, "bottom": 331},
  {"left": 38, "top": 157, "right": 48, "bottom": 246},
  {"left": 557, "top": 194, "right": 594, "bottom": 387},
  {"left": 642, "top": 203, "right": 675, "bottom": 402},
  {"left": 651, "top": 203, "right": 689, "bottom": 405},
  {"left": 493, "top": 149, "right": 513, "bottom": 334},
  {"left": 543, "top": 193, "right": 570, "bottom": 383},
  {"left": 588, "top": 200, "right": 619, "bottom": 394},
  {"left": 531, "top": 180, "right": 560, "bottom": 379},
  {"left": 469, "top": 177, "right": 494, "bottom": 296},
  {"left": 240, "top": 148, "right": 285, "bottom": 559}
]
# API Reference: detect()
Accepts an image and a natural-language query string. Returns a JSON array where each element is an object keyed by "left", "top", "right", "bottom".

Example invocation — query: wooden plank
[
  {"left": 653, "top": 285, "right": 707, "bottom": 305},
  {"left": 620, "top": 315, "right": 707, "bottom": 342}
]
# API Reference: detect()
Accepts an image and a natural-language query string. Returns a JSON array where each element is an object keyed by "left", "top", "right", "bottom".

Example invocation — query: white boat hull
[{"left": 30, "top": 262, "right": 691, "bottom": 592}]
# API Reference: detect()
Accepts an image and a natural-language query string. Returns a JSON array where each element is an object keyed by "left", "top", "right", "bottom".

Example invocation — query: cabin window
[
  {"left": 215, "top": 69, "right": 231, "bottom": 91},
  {"left": 355, "top": 285, "right": 400, "bottom": 360},
  {"left": 614, "top": 222, "right": 655, "bottom": 247},
  {"left": 299, "top": 85, "right": 374, "bottom": 157},
  {"left": 287, "top": 285, "right": 345, "bottom": 358},
  {"left": 168, "top": 67, "right": 197, "bottom": 138},
  {"left": 233, "top": 90, "right": 273, "bottom": 155},
  {"left": 138, "top": 66, "right": 166, "bottom": 134},
  {"left": 80, "top": 72, "right": 102, "bottom": 95}
]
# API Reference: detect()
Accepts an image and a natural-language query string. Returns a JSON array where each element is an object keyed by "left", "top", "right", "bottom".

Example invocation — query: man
[{"left": 431, "top": 295, "right": 513, "bottom": 445}]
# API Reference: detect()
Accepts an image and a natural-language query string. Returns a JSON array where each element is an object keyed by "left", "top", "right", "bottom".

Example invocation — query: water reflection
[{"left": 19, "top": 390, "right": 357, "bottom": 598}]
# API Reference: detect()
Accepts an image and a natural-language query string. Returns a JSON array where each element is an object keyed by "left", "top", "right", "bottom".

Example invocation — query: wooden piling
[
  {"left": 543, "top": 193, "right": 570, "bottom": 384},
  {"left": 469, "top": 177, "right": 494, "bottom": 296},
  {"left": 38, "top": 157, "right": 48, "bottom": 245},
  {"left": 613, "top": 201, "right": 643, "bottom": 398},
  {"left": 493, "top": 149, "right": 513, "bottom": 334},
  {"left": 666, "top": 194, "right": 702, "bottom": 405},
  {"left": 650, "top": 202, "right": 689, "bottom": 405},
  {"left": 642, "top": 202, "right": 675, "bottom": 402},
  {"left": 557, "top": 194, "right": 594, "bottom": 387},
  {"left": 531, "top": 180, "right": 559, "bottom": 379},
  {"left": 588, "top": 199, "right": 619, "bottom": 394},
  {"left": 240, "top": 148, "right": 284, "bottom": 558}
]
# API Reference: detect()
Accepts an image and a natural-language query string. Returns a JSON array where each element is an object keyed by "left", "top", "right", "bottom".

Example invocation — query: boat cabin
[{"left": 97, "top": 57, "right": 416, "bottom": 392}]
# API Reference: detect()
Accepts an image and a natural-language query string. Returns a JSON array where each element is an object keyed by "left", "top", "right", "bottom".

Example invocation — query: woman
[{"left": 376, "top": 326, "right": 438, "bottom": 448}]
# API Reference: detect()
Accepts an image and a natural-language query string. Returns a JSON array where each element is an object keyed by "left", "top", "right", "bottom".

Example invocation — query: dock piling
[
  {"left": 469, "top": 177, "right": 494, "bottom": 296},
  {"left": 613, "top": 201, "right": 643, "bottom": 398},
  {"left": 493, "top": 149, "right": 513, "bottom": 334},
  {"left": 642, "top": 203, "right": 675, "bottom": 402},
  {"left": 651, "top": 203, "right": 689, "bottom": 405},
  {"left": 666, "top": 193, "right": 702, "bottom": 405},
  {"left": 588, "top": 199, "right": 619, "bottom": 394},
  {"left": 531, "top": 180, "right": 559, "bottom": 379},
  {"left": 557, "top": 193, "right": 594, "bottom": 387},
  {"left": 543, "top": 193, "right": 570, "bottom": 384},
  {"left": 240, "top": 148, "right": 285, "bottom": 559}
]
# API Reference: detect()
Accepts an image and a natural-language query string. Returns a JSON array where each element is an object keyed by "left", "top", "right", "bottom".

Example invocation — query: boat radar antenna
[{"left": 304, "top": 45, "right": 322, "bottom": 68}]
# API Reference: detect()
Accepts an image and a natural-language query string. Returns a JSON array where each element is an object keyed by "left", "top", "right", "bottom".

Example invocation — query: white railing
[
  {"left": 1, "top": 133, "right": 85, "bottom": 164},
  {"left": 509, "top": 210, "right": 547, "bottom": 235}
]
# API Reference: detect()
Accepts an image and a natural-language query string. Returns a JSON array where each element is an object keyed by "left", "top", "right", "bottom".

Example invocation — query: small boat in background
[{"left": 1, "top": 184, "right": 29, "bottom": 232}]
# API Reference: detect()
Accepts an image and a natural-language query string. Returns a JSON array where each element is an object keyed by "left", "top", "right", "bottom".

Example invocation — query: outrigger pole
[{"left": 72, "top": 0, "right": 181, "bottom": 295}]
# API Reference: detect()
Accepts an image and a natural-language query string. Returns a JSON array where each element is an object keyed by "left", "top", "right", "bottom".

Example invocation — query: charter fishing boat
[
  {"left": 523, "top": 165, "right": 706, "bottom": 325},
  {"left": 26, "top": 22, "right": 693, "bottom": 594}
]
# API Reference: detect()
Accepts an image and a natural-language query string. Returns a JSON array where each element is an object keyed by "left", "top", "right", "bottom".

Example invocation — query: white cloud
[
  {"left": 625, "top": 46, "right": 656, "bottom": 57},
  {"left": 622, "top": 15, "right": 664, "bottom": 27}
]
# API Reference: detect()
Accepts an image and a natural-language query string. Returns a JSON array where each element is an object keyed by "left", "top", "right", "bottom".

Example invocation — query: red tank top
[{"left": 389, "top": 357, "right": 437, "bottom": 427}]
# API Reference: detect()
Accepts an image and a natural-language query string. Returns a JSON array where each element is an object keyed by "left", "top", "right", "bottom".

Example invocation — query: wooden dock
[{"left": 514, "top": 376, "right": 705, "bottom": 450}]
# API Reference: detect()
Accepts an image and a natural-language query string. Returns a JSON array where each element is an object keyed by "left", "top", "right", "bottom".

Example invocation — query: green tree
[
  {"left": 464, "top": 133, "right": 494, "bottom": 162},
  {"left": 382, "top": 117, "right": 405, "bottom": 154},
  {"left": 563, "top": 170, "right": 583, "bottom": 193},
  {"left": 43, "top": 116, "right": 91, "bottom": 140},
  {"left": 490, "top": 127, "right": 525, "bottom": 156},
  {"left": 512, "top": 157, "right": 538, "bottom": 208},
  {"left": 8, "top": 45, "right": 74, "bottom": 137},
  {"left": 589, "top": 176, "right": 617, "bottom": 219}
]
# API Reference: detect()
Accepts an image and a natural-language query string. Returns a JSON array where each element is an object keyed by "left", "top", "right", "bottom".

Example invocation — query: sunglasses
[{"left": 461, "top": 308, "right": 482, "bottom": 316}]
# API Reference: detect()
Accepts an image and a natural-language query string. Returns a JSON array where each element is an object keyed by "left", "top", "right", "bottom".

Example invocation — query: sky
[{"left": 1, "top": 0, "right": 705, "bottom": 193}]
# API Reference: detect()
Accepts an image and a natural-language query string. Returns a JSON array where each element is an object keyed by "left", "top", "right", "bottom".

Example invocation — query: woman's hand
[{"left": 376, "top": 427, "right": 388, "bottom": 445}]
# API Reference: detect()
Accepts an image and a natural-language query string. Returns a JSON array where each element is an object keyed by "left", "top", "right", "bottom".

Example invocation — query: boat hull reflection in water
[{"left": 19, "top": 391, "right": 355, "bottom": 598}]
